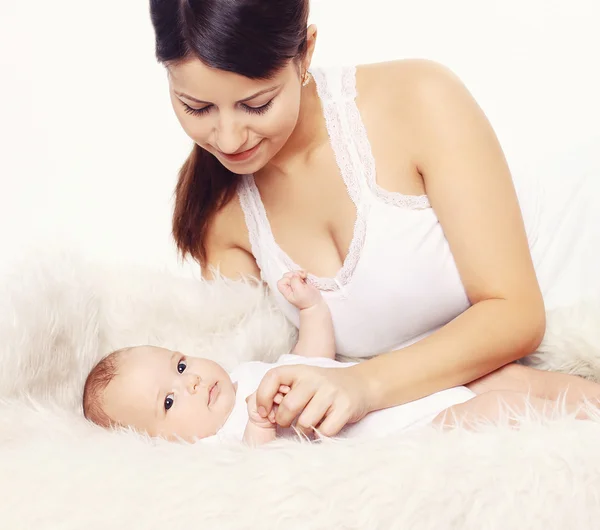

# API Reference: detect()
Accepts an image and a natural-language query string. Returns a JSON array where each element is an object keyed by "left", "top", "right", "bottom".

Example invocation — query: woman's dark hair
[{"left": 149, "top": 0, "right": 310, "bottom": 264}]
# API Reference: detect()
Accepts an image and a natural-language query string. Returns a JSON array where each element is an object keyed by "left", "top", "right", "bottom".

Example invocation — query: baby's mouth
[{"left": 208, "top": 382, "right": 219, "bottom": 407}]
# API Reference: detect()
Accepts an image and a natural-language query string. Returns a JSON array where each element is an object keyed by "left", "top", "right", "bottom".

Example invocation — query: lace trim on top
[
  {"left": 237, "top": 66, "right": 430, "bottom": 292},
  {"left": 237, "top": 178, "right": 267, "bottom": 276},
  {"left": 237, "top": 68, "right": 371, "bottom": 292},
  {"left": 304, "top": 67, "right": 367, "bottom": 291},
  {"left": 341, "top": 66, "right": 431, "bottom": 210}
]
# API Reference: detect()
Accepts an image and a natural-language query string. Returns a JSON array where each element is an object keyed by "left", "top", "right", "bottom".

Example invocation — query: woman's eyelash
[
  {"left": 243, "top": 99, "right": 274, "bottom": 115},
  {"left": 181, "top": 99, "right": 274, "bottom": 117},
  {"left": 182, "top": 104, "right": 211, "bottom": 117}
]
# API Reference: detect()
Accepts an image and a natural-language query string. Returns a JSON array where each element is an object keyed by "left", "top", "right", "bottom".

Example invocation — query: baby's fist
[
  {"left": 277, "top": 271, "right": 322, "bottom": 310},
  {"left": 246, "top": 391, "right": 273, "bottom": 428},
  {"left": 246, "top": 385, "right": 289, "bottom": 428}
]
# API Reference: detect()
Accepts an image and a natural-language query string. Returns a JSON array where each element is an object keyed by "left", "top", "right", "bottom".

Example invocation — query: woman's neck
[{"left": 259, "top": 78, "right": 327, "bottom": 180}]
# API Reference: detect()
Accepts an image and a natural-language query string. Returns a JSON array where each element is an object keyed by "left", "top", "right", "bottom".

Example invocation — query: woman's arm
[
  {"left": 356, "top": 60, "right": 545, "bottom": 411},
  {"left": 201, "top": 197, "right": 262, "bottom": 280},
  {"left": 255, "top": 61, "right": 546, "bottom": 436},
  {"left": 204, "top": 199, "right": 336, "bottom": 359}
]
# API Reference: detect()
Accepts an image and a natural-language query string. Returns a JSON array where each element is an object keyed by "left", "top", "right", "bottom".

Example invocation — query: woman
[{"left": 149, "top": 0, "right": 598, "bottom": 436}]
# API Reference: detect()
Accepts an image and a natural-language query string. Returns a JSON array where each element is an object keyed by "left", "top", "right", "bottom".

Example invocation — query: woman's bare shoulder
[
  {"left": 203, "top": 192, "right": 260, "bottom": 280},
  {"left": 356, "top": 59, "right": 461, "bottom": 115}
]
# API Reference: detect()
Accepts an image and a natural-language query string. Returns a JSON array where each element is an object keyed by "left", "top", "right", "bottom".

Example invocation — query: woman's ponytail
[{"left": 172, "top": 145, "right": 238, "bottom": 264}]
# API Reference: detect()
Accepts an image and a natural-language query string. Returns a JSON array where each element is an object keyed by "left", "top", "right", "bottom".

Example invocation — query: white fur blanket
[{"left": 1, "top": 253, "right": 600, "bottom": 530}]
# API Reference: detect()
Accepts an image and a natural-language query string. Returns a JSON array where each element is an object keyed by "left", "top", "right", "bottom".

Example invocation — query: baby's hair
[{"left": 82, "top": 347, "right": 132, "bottom": 427}]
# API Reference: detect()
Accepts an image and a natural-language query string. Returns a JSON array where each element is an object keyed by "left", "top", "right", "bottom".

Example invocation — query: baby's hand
[
  {"left": 243, "top": 388, "right": 289, "bottom": 446},
  {"left": 246, "top": 385, "right": 290, "bottom": 428},
  {"left": 277, "top": 271, "right": 322, "bottom": 310}
]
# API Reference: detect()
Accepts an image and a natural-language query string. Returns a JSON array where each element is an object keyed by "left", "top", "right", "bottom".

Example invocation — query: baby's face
[{"left": 102, "top": 346, "right": 236, "bottom": 441}]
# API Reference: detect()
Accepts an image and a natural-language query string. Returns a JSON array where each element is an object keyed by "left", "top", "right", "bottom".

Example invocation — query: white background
[{"left": 1, "top": 0, "right": 598, "bottom": 278}]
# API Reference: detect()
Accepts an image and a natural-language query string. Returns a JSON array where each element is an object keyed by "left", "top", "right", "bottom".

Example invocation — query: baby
[{"left": 83, "top": 272, "right": 600, "bottom": 444}]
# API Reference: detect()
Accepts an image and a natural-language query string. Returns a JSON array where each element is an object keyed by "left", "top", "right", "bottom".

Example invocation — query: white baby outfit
[{"left": 213, "top": 354, "right": 475, "bottom": 443}]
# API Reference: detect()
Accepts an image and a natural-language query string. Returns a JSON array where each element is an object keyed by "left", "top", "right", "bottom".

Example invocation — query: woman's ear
[{"left": 303, "top": 24, "right": 318, "bottom": 71}]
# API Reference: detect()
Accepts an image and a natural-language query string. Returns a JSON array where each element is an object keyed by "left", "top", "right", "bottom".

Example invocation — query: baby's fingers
[
  {"left": 277, "top": 278, "right": 293, "bottom": 297},
  {"left": 290, "top": 274, "right": 306, "bottom": 293},
  {"left": 268, "top": 405, "right": 279, "bottom": 424}
]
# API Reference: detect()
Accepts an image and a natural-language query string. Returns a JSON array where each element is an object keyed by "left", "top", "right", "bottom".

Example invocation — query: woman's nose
[{"left": 215, "top": 119, "right": 247, "bottom": 154}]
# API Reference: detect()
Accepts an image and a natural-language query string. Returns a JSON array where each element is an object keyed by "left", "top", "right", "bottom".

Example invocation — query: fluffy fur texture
[
  {"left": 523, "top": 301, "right": 600, "bottom": 382},
  {"left": 1, "top": 251, "right": 600, "bottom": 529}
]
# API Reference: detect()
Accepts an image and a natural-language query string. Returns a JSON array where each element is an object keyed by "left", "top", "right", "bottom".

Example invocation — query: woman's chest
[
  {"left": 254, "top": 134, "right": 423, "bottom": 280},
  {"left": 266, "top": 205, "right": 471, "bottom": 357}
]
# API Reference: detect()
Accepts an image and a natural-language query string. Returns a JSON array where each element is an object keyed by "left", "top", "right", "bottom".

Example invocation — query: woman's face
[{"left": 167, "top": 59, "right": 305, "bottom": 175}]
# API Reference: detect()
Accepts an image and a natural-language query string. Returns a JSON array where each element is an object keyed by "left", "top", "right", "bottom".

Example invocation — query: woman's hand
[{"left": 255, "top": 365, "right": 373, "bottom": 437}]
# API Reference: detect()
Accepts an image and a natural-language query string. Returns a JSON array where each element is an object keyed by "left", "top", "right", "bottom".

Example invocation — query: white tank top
[{"left": 237, "top": 66, "right": 471, "bottom": 357}]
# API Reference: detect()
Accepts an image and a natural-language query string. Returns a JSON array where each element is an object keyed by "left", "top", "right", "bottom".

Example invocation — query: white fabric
[
  {"left": 213, "top": 354, "right": 475, "bottom": 442},
  {"left": 238, "top": 66, "right": 600, "bottom": 359}
]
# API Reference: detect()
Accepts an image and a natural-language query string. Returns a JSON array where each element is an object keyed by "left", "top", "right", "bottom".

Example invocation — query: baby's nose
[{"left": 186, "top": 374, "right": 201, "bottom": 394}]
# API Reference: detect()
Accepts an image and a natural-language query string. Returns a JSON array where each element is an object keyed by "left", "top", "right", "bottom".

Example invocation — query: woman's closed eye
[
  {"left": 242, "top": 99, "right": 274, "bottom": 115},
  {"left": 182, "top": 103, "right": 212, "bottom": 117},
  {"left": 181, "top": 99, "right": 274, "bottom": 117}
]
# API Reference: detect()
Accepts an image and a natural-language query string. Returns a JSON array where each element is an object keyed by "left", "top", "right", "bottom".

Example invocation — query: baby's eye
[
  {"left": 164, "top": 393, "right": 174, "bottom": 411},
  {"left": 177, "top": 358, "right": 187, "bottom": 374}
]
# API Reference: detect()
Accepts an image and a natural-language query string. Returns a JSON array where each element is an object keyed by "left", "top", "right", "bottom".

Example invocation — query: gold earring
[{"left": 302, "top": 71, "right": 312, "bottom": 87}]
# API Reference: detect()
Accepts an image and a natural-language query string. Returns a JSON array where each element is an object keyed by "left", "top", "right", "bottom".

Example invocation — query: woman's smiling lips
[{"left": 218, "top": 141, "right": 262, "bottom": 163}]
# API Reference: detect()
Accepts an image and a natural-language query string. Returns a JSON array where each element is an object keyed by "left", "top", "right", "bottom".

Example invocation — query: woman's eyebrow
[{"left": 174, "top": 85, "right": 280, "bottom": 105}]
